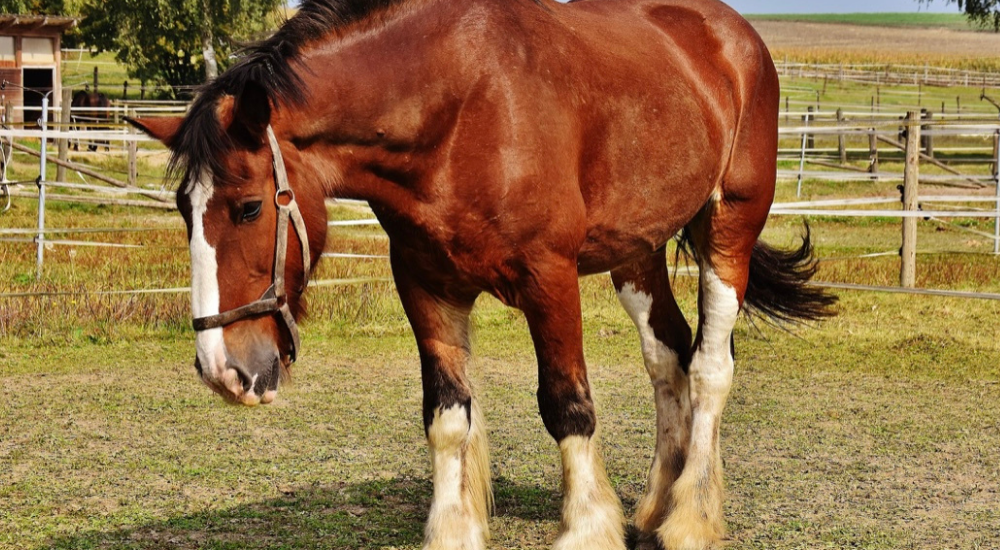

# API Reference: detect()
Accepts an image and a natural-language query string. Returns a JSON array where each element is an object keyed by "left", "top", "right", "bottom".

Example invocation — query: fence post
[
  {"left": 57, "top": 87, "right": 72, "bottom": 183},
  {"left": 127, "top": 109, "right": 138, "bottom": 187},
  {"left": 36, "top": 94, "right": 50, "bottom": 281},
  {"left": 123, "top": 80, "right": 128, "bottom": 100},
  {"left": 796, "top": 108, "right": 811, "bottom": 197},
  {"left": 805, "top": 106, "right": 815, "bottom": 150},
  {"left": 93, "top": 66, "right": 99, "bottom": 93},
  {"left": 901, "top": 111, "right": 920, "bottom": 288},
  {"left": 837, "top": 108, "right": 846, "bottom": 164},
  {"left": 921, "top": 109, "right": 934, "bottom": 158},
  {"left": 993, "top": 129, "right": 999, "bottom": 255},
  {"left": 868, "top": 129, "right": 879, "bottom": 178}
]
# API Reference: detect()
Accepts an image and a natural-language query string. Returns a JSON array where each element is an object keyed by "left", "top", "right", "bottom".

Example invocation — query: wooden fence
[
  {"left": 774, "top": 111, "right": 1000, "bottom": 285},
  {"left": 775, "top": 61, "right": 1000, "bottom": 89}
]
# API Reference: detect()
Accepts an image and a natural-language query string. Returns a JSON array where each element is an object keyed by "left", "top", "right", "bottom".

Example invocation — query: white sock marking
[
  {"left": 554, "top": 435, "right": 625, "bottom": 550},
  {"left": 616, "top": 282, "right": 690, "bottom": 531},
  {"left": 424, "top": 404, "right": 484, "bottom": 550},
  {"left": 616, "top": 283, "right": 684, "bottom": 384},
  {"left": 688, "top": 267, "right": 738, "bottom": 456}
]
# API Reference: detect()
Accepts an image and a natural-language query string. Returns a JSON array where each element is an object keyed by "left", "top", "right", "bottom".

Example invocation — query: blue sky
[{"left": 723, "top": 0, "right": 960, "bottom": 14}]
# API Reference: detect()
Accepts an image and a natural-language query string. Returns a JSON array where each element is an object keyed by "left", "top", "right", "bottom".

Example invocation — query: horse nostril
[
  {"left": 194, "top": 357, "right": 203, "bottom": 376},
  {"left": 271, "top": 356, "right": 281, "bottom": 388},
  {"left": 255, "top": 356, "right": 280, "bottom": 396},
  {"left": 230, "top": 364, "right": 254, "bottom": 393}
]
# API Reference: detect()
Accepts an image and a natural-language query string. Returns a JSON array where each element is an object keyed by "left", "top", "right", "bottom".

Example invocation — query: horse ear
[
  {"left": 127, "top": 117, "right": 183, "bottom": 148},
  {"left": 219, "top": 82, "right": 272, "bottom": 145}
]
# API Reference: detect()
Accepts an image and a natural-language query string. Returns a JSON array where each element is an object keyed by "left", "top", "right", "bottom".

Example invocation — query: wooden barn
[{"left": 0, "top": 14, "right": 77, "bottom": 126}]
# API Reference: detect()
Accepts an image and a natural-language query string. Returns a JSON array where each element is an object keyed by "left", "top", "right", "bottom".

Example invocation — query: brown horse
[
  {"left": 131, "top": 0, "right": 836, "bottom": 548},
  {"left": 71, "top": 88, "right": 111, "bottom": 152}
]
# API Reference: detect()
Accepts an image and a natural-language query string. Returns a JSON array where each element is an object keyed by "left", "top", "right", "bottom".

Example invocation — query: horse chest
[{"left": 375, "top": 203, "right": 510, "bottom": 278}]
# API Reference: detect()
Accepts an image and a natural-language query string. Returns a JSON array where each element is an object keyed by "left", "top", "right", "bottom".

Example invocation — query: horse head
[{"left": 130, "top": 84, "right": 328, "bottom": 405}]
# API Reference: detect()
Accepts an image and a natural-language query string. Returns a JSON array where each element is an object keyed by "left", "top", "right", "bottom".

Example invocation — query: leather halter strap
[{"left": 191, "top": 125, "right": 311, "bottom": 362}]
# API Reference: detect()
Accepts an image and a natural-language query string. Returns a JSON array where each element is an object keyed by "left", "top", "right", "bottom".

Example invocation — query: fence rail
[
  {"left": 3, "top": 109, "right": 999, "bottom": 298},
  {"left": 774, "top": 60, "right": 1000, "bottom": 89}
]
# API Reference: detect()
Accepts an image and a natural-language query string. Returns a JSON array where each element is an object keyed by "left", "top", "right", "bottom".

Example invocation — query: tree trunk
[{"left": 201, "top": 0, "right": 219, "bottom": 82}]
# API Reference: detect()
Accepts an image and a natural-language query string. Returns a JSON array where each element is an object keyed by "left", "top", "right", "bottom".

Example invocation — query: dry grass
[
  {"left": 753, "top": 20, "right": 1000, "bottom": 70},
  {"left": 3, "top": 281, "right": 999, "bottom": 549},
  {"left": 3, "top": 180, "right": 1000, "bottom": 549}
]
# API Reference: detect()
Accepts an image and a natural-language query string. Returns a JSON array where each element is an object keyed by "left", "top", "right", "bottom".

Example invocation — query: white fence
[{"left": 775, "top": 61, "right": 1000, "bottom": 90}]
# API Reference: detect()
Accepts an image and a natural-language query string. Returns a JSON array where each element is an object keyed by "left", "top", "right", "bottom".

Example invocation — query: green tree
[
  {"left": 0, "top": 0, "right": 68, "bottom": 14},
  {"left": 79, "top": 0, "right": 283, "bottom": 97},
  {"left": 926, "top": 0, "right": 1000, "bottom": 30}
]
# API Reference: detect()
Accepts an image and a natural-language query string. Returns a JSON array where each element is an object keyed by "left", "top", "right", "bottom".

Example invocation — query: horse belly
[
  {"left": 576, "top": 207, "right": 693, "bottom": 275},
  {"left": 574, "top": 104, "right": 723, "bottom": 275}
]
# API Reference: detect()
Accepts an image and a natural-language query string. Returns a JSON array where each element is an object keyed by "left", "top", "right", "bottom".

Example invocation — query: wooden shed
[{"left": 0, "top": 14, "right": 78, "bottom": 126}]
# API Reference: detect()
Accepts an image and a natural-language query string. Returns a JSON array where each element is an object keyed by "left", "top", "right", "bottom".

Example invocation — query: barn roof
[{"left": 0, "top": 15, "right": 78, "bottom": 34}]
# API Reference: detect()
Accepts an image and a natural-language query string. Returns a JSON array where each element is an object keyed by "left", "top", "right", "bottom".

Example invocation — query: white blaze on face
[{"left": 187, "top": 175, "right": 226, "bottom": 378}]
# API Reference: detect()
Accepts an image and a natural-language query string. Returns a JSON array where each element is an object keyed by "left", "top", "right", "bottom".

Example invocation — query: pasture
[
  {"left": 3, "top": 14, "right": 1000, "bottom": 550},
  {"left": 3, "top": 195, "right": 1000, "bottom": 549},
  {"left": 751, "top": 18, "right": 1000, "bottom": 70},
  {"left": 746, "top": 12, "right": 976, "bottom": 30}
]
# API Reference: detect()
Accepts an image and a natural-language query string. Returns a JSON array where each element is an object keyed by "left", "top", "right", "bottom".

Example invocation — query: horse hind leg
[
  {"left": 656, "top": 189, "right": 768, "bottom": 549},
  {"left": 611, "top": 250, "right": 693, "bottom": 549},
  {"left": 391, "top": 256, "right": 492, "bottom": 550}
]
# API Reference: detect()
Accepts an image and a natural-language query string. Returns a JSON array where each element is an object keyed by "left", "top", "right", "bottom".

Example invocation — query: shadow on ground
[{"left": 40, "top": 476, "right": 560, "bottom": 550}]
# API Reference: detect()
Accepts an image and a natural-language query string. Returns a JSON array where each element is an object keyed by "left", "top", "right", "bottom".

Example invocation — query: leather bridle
[{"left": 191, "top": 125, "right": 311, "bottom": 362}]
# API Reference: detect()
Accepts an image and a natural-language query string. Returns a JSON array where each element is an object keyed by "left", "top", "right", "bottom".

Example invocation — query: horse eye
[{"left": 241, "top": 201, "right": 262, "bottom": 223}]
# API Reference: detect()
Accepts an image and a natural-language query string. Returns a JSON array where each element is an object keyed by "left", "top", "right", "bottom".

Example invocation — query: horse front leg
[
  {"left": 518, "top": 256, "right": 625, "bottom": 550},
  {"left": 392, "top": 256, "right": 491, "bottom": 550}
]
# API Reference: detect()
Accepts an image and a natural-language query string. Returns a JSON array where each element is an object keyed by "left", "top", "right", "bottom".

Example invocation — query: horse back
[{"left": 477, "top": 0, "right": 779, "bottom": 272}]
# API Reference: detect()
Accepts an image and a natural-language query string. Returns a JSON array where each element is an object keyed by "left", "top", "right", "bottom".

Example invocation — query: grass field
[
  {"left": 745, "top": 12, "right": 976, "bottom": 30},
  {"left": 750, "top": 18, "right": 1000, "bottom": 70},
  {"left": 2, "top": 17, "right": 1000, "bottom": 550},
  {"left": 3, "top": 177, "right": 1000, "bottom": 549}
]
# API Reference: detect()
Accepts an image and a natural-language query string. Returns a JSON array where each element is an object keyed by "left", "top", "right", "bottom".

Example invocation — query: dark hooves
[{"left": 625, "top": 524, "right": 665, "bottom": 550}]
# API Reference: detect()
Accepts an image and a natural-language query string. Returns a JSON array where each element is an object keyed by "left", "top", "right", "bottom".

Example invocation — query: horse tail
[
  {"left": 742, "top": 225, "right": 837, "bottom": 324},
  {"left": 675, "top": 223, "right": 837, "bottom": 324}
]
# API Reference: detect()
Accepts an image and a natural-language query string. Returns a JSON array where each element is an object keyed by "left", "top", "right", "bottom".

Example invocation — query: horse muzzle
[{"left": 194, "top": 347, "right": 282, "bottom": 406}]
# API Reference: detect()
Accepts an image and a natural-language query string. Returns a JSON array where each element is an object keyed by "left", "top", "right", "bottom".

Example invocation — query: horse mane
[
  {"left": 169, "top": 0, "right": 411, "bottom": 186},
  {"left": 169, "top": 0, "right": 545, "bottom": 188}
]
